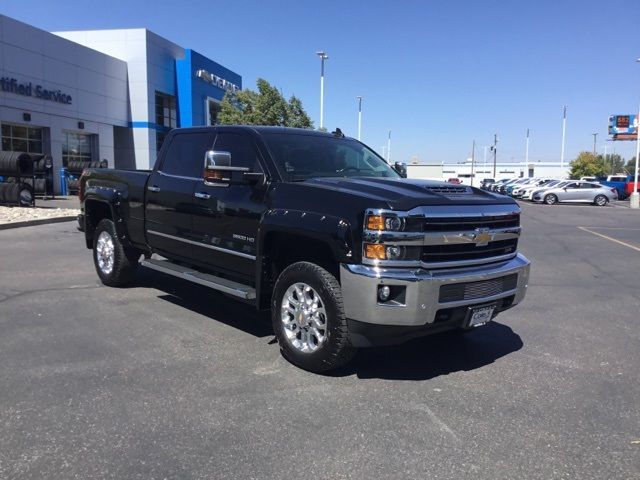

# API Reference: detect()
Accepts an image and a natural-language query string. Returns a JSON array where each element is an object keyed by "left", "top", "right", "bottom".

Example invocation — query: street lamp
[
  {"left": 316, "top": 51, "right": 329, "bottom": 130},
  {"left": 632, "top": 59, "right": 640, "bottom": 209},
  {"left": 592, "top": 133, "right": 598, "bottom": 154},
  {"left": 356, "top": 96, "right": 363, "bottom": 141}
]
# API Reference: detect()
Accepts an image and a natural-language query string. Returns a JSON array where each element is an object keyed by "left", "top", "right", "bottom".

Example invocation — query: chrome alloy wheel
[
  {"left": 96, "top": 231, "right": 115, "bottom": 275},
  {"left": 280, "top": 282, "right": 328, "bottom": 353}
]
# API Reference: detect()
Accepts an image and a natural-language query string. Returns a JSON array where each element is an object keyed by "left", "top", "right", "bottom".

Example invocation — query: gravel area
[{"left": 0, "top": 206, "right": 79, "bottom": 224}]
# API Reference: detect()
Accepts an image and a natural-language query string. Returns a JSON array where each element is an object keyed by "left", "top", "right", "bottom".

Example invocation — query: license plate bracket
[{"left": 465, "top": 304, "right": 496, "bottom": 328}]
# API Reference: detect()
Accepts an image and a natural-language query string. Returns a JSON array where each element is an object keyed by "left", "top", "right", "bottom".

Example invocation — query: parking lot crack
[{"left": 0, "top": 284, "right": 101, "bottom": 304}]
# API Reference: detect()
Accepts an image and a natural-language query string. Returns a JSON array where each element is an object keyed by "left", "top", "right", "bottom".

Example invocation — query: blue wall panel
[{"left": 176, "top": 49, "right": 242, "bottom": 127}]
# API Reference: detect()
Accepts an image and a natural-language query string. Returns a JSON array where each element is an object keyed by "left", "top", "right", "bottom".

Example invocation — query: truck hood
[{"left": 300, "top": 177, "right": 516, "bottom": 210}]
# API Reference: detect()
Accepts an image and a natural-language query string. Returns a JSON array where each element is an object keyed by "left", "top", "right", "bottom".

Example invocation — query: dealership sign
[
  {"left": 608, "top": 114, "right": 638, "bottom": 141},
  {"left": 0, "top": 77, "right": 72, "bottom": 104},
  {"left": 195, "top": 69, "right": 240, "bottom": 93}
]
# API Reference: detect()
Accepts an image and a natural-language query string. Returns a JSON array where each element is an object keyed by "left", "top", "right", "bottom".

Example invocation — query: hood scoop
[{"left": 425, "top": 185, "right": 471, "bottom": 195}]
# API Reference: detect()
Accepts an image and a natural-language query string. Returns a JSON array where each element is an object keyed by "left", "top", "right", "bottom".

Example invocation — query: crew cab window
[
  {"left": 161, "top": 132, "right": 214, "bottom": 178},
  {"left": 213, "top": 133, "right": 263, "bottom": 172}
]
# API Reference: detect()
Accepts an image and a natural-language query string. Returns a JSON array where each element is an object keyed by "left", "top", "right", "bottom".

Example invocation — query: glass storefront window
[
  {"left": 155, "top": 92, "right": 177, "bottom": 128},
  {"left": 1, "top": 123, "right": 43, "bottom": 154},
  {"left": 62, "top": 132, "right": 94, "bottom": 166}
]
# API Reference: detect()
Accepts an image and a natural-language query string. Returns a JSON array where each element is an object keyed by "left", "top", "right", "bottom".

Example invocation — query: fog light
[{"left": 378, "top": 285, "right": 391, "bottom": 301}]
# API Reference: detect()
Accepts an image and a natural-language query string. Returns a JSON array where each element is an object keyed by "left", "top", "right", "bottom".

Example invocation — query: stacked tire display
[
  {"left": 65, "top": 159, "right": 107, "bottom": 194},
  {"left": 0, "top": 152, "right": 35, "bottom": 207}
]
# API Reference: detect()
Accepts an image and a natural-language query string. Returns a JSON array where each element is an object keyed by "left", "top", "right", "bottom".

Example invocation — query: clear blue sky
[{"left": 3, "top": 0, "right": 639, "bottom": 164}]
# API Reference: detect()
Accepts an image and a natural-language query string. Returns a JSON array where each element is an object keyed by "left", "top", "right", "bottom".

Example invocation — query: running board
[{"left": 140, "top": 258, "right": 256, "bottom": 300}]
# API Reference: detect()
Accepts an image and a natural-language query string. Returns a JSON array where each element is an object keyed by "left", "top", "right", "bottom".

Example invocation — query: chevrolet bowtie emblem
[{"left": 472, "top": 228, "right": 492, "bottom": 247}]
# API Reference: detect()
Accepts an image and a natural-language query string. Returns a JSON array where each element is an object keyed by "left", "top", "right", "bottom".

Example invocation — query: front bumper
[{"left": 340, "top": 253, "right": 530, "bottom": 334}]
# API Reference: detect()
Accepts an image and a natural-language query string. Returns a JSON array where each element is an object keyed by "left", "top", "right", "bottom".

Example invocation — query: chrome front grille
[{"left": 363, "top": 204, "right": 521, "bottom": 269}]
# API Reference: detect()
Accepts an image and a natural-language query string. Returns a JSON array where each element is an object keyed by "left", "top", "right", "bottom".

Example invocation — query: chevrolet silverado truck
[{"left": 78, "top": 126, "right": 530, "bottom": 372}]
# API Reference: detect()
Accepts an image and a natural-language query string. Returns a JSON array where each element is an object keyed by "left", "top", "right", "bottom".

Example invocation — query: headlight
[{"left": 366, "top": 214, "right": 404, "bottom": 231}]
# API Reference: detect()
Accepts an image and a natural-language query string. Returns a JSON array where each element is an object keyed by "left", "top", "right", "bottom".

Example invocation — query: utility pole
[
  {"left": 387, "top": 130, "right": 391, "bottom": 163},
  {"left": 491, "top": 134, "right": 498, "bottom": 178},
  {"left": 592, "top": 132, "right": 598, "bottom": 155},
  {"left": 356, "top": 96, "right": 363, "bottom": 141},
  {"left": 471, "top": 139, "right": 476, "bottom": 187},
  {"left": 561, "top": 106, "right": 567, "bottom": 171},
  {"left": 603, "top": 144, "right": 610, "bottom": 174}
]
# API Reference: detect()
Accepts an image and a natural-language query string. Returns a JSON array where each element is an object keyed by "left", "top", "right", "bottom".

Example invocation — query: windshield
[{"left": 261, "top": 133, "right": 400, "bottom": 181}]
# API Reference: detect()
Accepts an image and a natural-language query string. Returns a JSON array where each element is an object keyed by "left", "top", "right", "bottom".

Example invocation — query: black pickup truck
[{"left": 79, "top": 126, "right": 530, "bottom": 372}]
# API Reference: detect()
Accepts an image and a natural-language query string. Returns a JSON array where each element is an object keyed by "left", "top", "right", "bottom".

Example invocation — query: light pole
[
  {"left": 592, "top": 132, "right": 598, "bottom": 155},
  {"left": 471, "top": 139, "right": 476, "bottom": 187},
  {"left": 603, "top": 144, "right": 609, "bottom": 174},
  {"left": 357, "top": 96, "right": 363, "bottom": 141},
  {"left": 632, "top": 59, "right": 640, "bottom": 209},
  {"left": 560, "top": 106, "right": 567, "bottom": 171},
  {"left": 491, "top": 134, "right": 498, "bottom": 178},
  {"left": 316, "top": 51, "right": 328, "bottom": 130}
]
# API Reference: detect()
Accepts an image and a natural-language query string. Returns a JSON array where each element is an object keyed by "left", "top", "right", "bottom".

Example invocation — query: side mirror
[
  {"left": 203, "top": 150, "right": 257, "bottom": 186},
  {"left": 393, "top": 161, "right": 407, "bottom": 178}
]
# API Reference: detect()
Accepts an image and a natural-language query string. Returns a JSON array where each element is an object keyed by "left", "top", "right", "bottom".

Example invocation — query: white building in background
[{"left": 407, "top": 160, "right": 571, "bottom": 185}]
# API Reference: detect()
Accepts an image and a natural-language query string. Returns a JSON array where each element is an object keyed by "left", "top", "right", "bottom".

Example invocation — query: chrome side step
[{"left": 140, "top": 258, "right": 256, "bottom": 300}]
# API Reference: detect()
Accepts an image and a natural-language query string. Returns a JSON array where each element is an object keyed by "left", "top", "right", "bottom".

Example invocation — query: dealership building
[{"left": 0, "top": 15, "right": 241, "bottom": 193}]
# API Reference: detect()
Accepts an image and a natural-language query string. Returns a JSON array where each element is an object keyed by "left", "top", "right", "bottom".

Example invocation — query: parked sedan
[
  {"left": 532, "top": 181, "right": 618, "bottom": 206},
  {"left": 521, "top": 179, "right": 564, "bottom": 200}
]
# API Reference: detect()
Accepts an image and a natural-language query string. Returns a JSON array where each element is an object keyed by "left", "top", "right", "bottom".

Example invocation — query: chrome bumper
[{"left": 340, "top": 253, "right": 530, "bottom": 327}]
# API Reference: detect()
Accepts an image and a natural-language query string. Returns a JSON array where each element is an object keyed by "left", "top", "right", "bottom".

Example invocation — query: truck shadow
[
  {"left": 331, "top": 322, "right": 523, "bottom": 381},
  {"left": 136, "top": 268, "right": 523, "bottom": 381},
  {"left": 136, "top": 268, "right": 272, "bottom": 338}
]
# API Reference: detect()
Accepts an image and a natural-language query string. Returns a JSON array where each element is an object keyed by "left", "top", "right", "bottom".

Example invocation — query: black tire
[
  {"left": 594, "top": 195, "right": 608, "bottom": 206},
  {"left": 92, "top": 218, "right": 139, "bottom": 287},
  {"left": 544, "top": 193, "right": 558, "bottom": 205},
  {"left": 271, "top": 261, "right": 356, "bottom": 373},
  {"left": 18, "top": 183, "right": 33, "bottom": 206}
]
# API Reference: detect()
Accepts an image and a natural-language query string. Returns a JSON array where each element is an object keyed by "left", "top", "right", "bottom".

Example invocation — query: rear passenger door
[{"left": 145, "top": 131, "right": 215, "bottom": 260}]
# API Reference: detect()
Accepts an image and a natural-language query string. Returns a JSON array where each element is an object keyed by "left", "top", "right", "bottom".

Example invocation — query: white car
[{"left": 521, "top": 179, "right": 566, "bottom": 200}]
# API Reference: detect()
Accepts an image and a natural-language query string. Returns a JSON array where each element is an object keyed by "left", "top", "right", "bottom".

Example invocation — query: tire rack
[
  {"left": 0, "top": 151, "right": 37, "bottom": 207},
  {"left": 22, "top": 155, "right": 55, "bottom": 200}
]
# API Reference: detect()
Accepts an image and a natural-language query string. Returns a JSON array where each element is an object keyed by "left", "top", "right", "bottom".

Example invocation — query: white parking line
[{"left": 578, "top": 227, "right": 640, "bottom": 253}]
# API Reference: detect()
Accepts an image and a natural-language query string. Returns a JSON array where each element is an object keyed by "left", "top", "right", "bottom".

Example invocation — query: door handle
[
  {"left": 148, "top": 185, "right": 161, "bottom": 192},
  {"left": 194, "top": 192, "right": 211, "bottom": 199}
]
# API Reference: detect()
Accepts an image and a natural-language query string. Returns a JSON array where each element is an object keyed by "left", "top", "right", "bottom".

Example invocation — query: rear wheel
[
  {"left": 272, "top": 261, "right": 355, "bottom": 373},
  {"left": 93, "top": 218, "right": 139, "bottom": 287},
  {"left": 544, "top": 193, "right": 558, "bottom": 205},
  {"left": 594, "top": 194, "right": 608, "bottom": 206}
]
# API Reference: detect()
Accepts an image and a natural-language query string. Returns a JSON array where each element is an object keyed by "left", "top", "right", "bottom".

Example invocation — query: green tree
[
  {"left": 217, "top": 78, "right": 314, "bottom": 128},
  {"left": 601, "top": 153, "right": 625, "bottom": 175},
  {"left": 625, "top": 157, "right": 637, "bottom": 176},
  {"left": 569, "top": 151, "right": 608, "bottom": 179},
  {"left": 286, "top": 95, "right": 313, "bottom": 129}
]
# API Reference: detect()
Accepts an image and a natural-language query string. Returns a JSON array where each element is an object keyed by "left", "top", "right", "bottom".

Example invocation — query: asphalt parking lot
[{"left": 1, "top": 202, "right": 639, "bottom": 479}]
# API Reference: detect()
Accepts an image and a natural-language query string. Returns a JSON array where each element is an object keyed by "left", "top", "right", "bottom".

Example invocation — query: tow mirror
[{"left": 203, "top": 150, "right": 260, "bottom": 186}]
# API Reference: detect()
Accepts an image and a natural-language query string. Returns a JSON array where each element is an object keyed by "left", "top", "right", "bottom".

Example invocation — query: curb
[{"left": 0, "top": 215, "right": 77, "bottom": 231}]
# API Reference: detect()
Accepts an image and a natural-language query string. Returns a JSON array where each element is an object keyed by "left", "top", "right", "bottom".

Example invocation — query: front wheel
[
  {"left": 272, "top": 262, "right": 356, "bottom": 373},
  {"left": 544, "top": 193, "right": 558, "bottom": 205},
  {"left": 594, "top": 195, "right": 608, "bottom": 206},
  {"left": 93, "top": 218, "right": 139, "bottom": 287}
]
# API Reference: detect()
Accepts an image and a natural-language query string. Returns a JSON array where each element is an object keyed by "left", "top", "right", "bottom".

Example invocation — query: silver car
[{"left": 532, "top": 181, "right": 618, "bottom": 206}]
